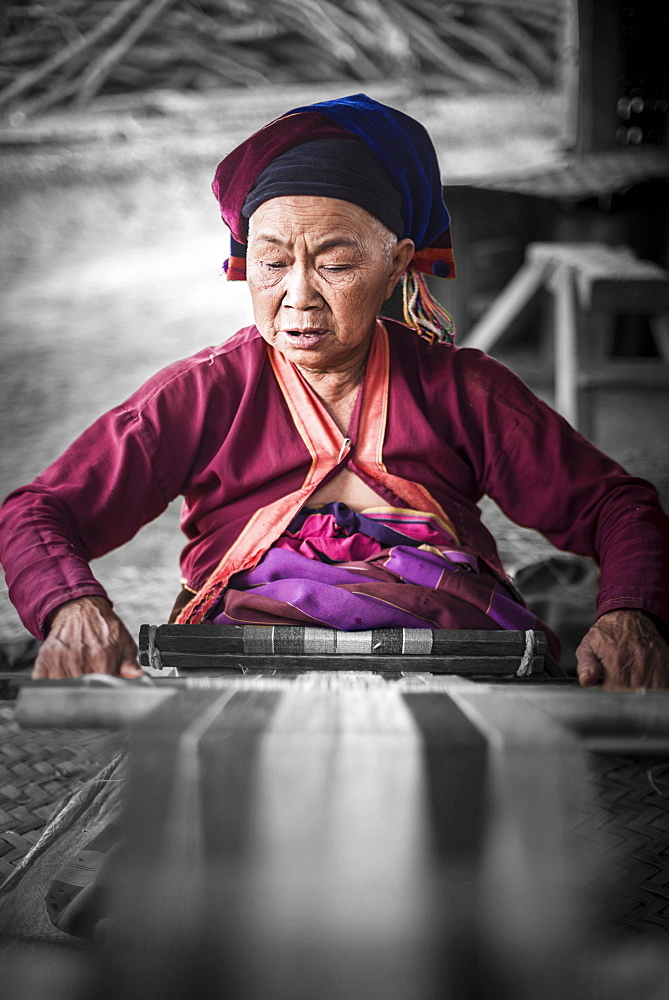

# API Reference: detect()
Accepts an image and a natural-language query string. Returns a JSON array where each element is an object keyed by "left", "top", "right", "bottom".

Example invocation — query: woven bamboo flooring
[
  {"left": 587, "top": 754, "right": 669, "bottom": 935},
  {"left": 0, "top": 701, "right": 117, "bottom": 881},
  {"left": 0, "top": 694, "right": 667, "bottom": 938}
]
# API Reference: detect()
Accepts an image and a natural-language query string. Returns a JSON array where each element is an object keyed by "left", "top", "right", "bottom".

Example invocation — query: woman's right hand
[{"left": 33, "top": 595, "right": 144, "bottom": 679}]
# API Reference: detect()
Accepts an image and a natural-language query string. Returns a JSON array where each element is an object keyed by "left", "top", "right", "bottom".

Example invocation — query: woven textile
[
  {"left": 1, "top": 687, "right": 668, "bottom": 956},
  {"left": 241, "top": 626, "right": 434, "bottom": 656}
]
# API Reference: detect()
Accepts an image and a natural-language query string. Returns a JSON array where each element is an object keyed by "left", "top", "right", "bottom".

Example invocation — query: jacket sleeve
[
  {"left": 455, "top": 349, "right": 669, "bottom": 630},
  {"left": 0, "top": 333, "right": 261, "bottom": 639},
  {"left": 0, "top": 400, "right": 180, "bottom": 638}
]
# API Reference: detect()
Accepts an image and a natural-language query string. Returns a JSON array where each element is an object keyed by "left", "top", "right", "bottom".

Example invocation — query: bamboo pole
[
  {"left": 446, "top": 15, "right": 537, "bottom": 86},
  {"left": 169, "top": 8, "right": 280, "bottom": 44},
  {"left": 278, "top": 0, "right": 380, "bottom": 78},
  {"left": 345, "top": 0, "right": 417, "bottom": 71},
  {"left": 0, "top": 0, "right": 562, "bottom": 114},
  {"left": 475, "top": 6, "right": 556, "bottom": 84},
  {"left": 0, "top": 0, "right": 147, "bottom": 110},
  {"left": 14, "top": 75, "right": 81, "bottom": 118},
  {"left": 74, "top": 0, "right": 180, "bottom": 106},
  {"left": 386, "top": 0, "right": 517, "bottom": 90}
]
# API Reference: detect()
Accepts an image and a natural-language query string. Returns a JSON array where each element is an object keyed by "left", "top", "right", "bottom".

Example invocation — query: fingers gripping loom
[
  {"left": 33, "top": 595, "right": 143, "bottom": 680},
  {"left": 32, "top": 599, "right": 669, "bottom": 689},
  {"left": 576, "top": 608, "right": 669, "bottom": 691}
]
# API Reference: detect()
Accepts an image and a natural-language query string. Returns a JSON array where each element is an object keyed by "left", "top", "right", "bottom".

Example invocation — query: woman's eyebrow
[
  {"left": 313, "top": 237, "right": 360, "bottom": 253},
  {"left": 253, "top": 234, "right": 360, "bottom": 252},
  {"left": 253, "top": 234, "right": 284, "bottom": 246}
]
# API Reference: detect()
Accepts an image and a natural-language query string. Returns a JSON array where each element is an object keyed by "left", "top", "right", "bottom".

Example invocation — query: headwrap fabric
[
  {"left": 241, "top": 138, "right": 405, "bottom": 239},
  {"left": 212, "top": 93, "right": 456, "bottom": 342},
  {"left": 287, "top": 94, "right": 451, "bottom": 258},
  {"left": 212, "top": 111, "right": 354, "bottom": 244}
]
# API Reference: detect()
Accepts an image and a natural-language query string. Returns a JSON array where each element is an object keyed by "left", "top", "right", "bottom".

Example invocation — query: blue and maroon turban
[{"left": 212, "top": 93, "right": 456, "bottom": 343}]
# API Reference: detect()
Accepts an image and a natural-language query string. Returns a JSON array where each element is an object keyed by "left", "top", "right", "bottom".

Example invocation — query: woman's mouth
[{"left": 281, "top": 329, "right": 329, "bottom": 349}]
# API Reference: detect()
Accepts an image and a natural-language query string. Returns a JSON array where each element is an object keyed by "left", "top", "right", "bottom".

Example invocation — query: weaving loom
[
  {"left": 2, "top": 626, "right": 668, "bottom": 1000},
  {"left": 137, "top": 624, "right": 562, "bottom": 678}
]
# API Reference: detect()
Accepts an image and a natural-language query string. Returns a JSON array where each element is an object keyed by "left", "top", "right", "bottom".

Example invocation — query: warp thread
[
  {"left": 146, "top": 625, "right": 164, "bottom": 671},
  {"left": 516, "top": 629, "right": 537, "bottom": 678}
]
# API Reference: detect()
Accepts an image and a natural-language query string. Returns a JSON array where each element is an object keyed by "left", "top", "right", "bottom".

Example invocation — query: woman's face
[{"left": 246, "top": 196, "right": 414, "bottom": 373}]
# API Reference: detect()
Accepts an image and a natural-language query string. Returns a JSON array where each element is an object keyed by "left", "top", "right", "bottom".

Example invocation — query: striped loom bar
[
  {"left": 242, "top": 625, "right": 435, "bottom": 655},
  {"left": 137, "top": 624, "right": 560, "bottom": 678}
]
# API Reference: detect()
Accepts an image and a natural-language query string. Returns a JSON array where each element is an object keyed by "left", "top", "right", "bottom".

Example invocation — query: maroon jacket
[{"left": 1, "top": 319, "right": 668, "bottom": 639}]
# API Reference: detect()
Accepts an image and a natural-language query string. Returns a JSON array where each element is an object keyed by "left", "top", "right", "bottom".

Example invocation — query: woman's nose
[{"left": 283, "top": 265, "right": 322, "bottom": 310}]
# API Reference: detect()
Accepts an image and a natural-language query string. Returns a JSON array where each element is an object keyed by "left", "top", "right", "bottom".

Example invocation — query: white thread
[
  {"left": 516, "top": 629, "right": 537, "bottom": 678},
  {"left": 147, "top": 625, "right": 164, "bottom": 671}
]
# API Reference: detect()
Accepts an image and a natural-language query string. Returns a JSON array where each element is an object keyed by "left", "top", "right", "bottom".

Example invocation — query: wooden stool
[{"left": 461, "top": 242, "right": 669, "bottom": 439}]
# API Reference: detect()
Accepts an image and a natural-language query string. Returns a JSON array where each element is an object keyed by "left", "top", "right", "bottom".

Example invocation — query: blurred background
[{"left": 0, "top": 0, "right": 667, "bottom": 655}]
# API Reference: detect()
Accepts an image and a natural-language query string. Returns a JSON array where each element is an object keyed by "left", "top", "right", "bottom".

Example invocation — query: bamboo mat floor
[
  {"left": 0, "top": 691, "right": 667, "bottom": 934},
  {"left": 0, "top": 680, "right": 667, "bottom": 1000},
  {"left": 0, "top": 700, "right": 118, "bottom": 882}
]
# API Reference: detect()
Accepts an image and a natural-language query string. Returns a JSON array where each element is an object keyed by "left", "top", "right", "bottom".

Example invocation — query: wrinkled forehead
[{"left": 247, "top": 195, "right": 394, "bottom": 252}]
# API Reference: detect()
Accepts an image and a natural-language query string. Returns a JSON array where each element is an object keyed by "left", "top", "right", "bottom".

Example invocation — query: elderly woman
[{"left": 1, "top": 94, "right": 668, "bottom": 688}]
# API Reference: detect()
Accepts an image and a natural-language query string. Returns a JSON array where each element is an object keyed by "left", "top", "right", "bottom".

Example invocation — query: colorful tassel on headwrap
[{"left": 402, "top": 267, "right": 456, "bottom": 345}]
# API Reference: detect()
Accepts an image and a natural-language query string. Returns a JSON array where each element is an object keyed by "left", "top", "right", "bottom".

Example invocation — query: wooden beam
[
  {"left": 574, "top": 0, "right": 621, "bottom": 154},
  {"left": 141, "top": 651, "right": 547, "bottom": 675},
  {"left": 552, "top": 261, "right": 581, "bottom": 431},
  {"left": 139, "top": 624, "right": 548, "bottom": 658},
  {"left": 651, "top": 314, "right": 669, "bottom": 362},
  {"left": 458, "top": 256, "right": 548, "bottom": 353}
]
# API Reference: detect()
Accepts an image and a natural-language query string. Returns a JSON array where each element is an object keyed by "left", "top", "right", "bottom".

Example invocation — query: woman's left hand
[{"left": 576, "top": 608, "right": 669, "bottom": 690}]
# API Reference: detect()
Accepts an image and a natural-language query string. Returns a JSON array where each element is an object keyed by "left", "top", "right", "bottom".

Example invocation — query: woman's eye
[
  {"left": 263, "top": 261, "right": 286, "bottom": 270},
  {"left": 321, "top": 265, "right": 351, "bottom": 273}
]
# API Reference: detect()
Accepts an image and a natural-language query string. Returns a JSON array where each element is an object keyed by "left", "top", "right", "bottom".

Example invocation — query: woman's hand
[
  {"left": 33, "top": 595, "right": 143, "bottom": 680},
  {"left": 576, "top": 609, "right": 669, "bottom": 690}
]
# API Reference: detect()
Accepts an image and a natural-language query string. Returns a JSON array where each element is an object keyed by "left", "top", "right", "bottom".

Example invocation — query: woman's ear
[{"left": 386, "top": 239, "right": 415, "bottom": 298}]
